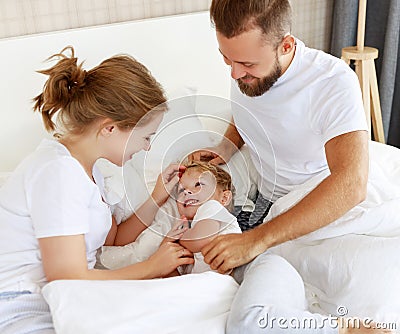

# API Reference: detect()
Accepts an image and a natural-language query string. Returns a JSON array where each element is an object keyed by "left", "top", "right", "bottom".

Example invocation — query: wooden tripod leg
[{"left": 369, "top": 59, "right": 385, "bottom": 143}]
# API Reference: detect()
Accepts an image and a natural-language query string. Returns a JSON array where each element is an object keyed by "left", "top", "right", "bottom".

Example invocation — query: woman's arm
[
  {"left": 39, "top": 234, "right": 194, "bottom": 280},
  {"left": 179, "top": 219, "right": 221, "bottom": 253}
]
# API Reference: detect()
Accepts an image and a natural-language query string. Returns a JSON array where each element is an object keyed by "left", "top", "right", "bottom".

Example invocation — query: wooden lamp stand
[{"left": 341, "top": 0, "right": 385, "bottom": 143}]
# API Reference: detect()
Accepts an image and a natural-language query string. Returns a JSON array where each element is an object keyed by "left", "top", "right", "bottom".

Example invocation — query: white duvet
[
  {"left": 42, "top": 142, "right": 400, "bottom": 333},
  {"left": 267, "top": 141, "right": 400, "bottom": 325}
]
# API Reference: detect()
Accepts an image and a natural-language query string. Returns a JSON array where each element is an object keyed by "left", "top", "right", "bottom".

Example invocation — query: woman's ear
[
  {"left": 220, "top": 190, "right": 233, "bottom": 207},
  {"left": 99, "top": 119, "right": 116, "bottom": 137}
]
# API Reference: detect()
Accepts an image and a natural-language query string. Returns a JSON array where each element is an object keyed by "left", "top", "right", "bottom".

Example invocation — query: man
[{"left": 190, "top": 1, "right": 384, "bottom": 333}]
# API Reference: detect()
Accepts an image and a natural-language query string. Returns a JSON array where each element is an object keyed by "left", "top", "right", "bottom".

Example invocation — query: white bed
[{"left": 1, "top": 11, "right": 400, "bottom": 334}]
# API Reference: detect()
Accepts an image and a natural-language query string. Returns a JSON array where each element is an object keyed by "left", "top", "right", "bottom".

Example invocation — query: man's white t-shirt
[
  {"left": 231, "top": 39, "right": 368, "bottom": 202},
  {"left": 0, "top": 139, "right": 111, "bottom": 293}
]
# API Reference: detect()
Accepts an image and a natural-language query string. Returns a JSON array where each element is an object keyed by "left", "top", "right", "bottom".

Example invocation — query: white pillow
[
  {"left": 127, "top": 92, "right": 214, "bottom": 192},
  {"left": 0, "top": 172, "right": 11, "bottom": 188},
  {"left": 42, "top": 272, "right": 238, "bottom": 334}
]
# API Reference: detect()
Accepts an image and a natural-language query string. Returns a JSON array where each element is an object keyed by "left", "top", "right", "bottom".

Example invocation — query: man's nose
[{"left": 231, "top": 62, "right": 246, "bottom": 80}]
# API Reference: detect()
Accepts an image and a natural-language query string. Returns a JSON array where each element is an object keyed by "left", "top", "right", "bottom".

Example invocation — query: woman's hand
[
  {"left": 151, "top": 163, "right": 186, "bottom": 206},
  {"left": 161, "top": 216, "right": 189, "bottom": 245},
  {"left": 147, "top": 242, "right": 194, "bottom": 277}
]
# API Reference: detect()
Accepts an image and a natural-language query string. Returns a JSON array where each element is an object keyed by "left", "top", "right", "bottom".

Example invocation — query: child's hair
[
  {"left": 33, "top": 46, "right": 167, "bottom": 137},
  {"left": 183, "top": 161, "right": 235, "bottom": 211}
]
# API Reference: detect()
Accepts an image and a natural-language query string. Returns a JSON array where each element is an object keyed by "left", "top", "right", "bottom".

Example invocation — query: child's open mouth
[{"left": 184, "top": 199, "right": 199, "bottom": 207}]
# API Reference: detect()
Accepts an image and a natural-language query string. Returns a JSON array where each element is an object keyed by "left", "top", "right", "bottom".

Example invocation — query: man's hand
[
  {"left": 201, "top": 231, "right": 266, "bottom": 274},
  {"left": 189, "top": 147, "right": 227, "bottom": 165}
]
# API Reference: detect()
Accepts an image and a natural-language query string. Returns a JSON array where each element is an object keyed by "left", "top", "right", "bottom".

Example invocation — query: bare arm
[
  {"left": 112, "top": 195, "right": 160, "bottom": 246},
  {"left": 221, "top": 117, "right": 245, "bottom": 151},
  {"left": 179, "top": 219, "right": 220, "bottom": 253},
  {"left": 202, "top": 130, "right": 369, "bottom": 273},
  {"left": 39, "top": 235, "right": 194, "bottom": 281}
]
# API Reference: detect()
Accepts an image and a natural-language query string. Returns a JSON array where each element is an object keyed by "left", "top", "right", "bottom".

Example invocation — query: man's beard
[{"left": 237, "top": 56, "right": 282, "bottom": 97}]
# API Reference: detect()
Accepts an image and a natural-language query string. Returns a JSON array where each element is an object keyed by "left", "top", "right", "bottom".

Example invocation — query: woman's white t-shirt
[{"left": 0, "top": 139, "right": 111, "bottom": 293}]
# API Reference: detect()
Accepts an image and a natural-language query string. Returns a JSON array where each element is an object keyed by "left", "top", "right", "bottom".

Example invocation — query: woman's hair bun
[{"left": 33, "top": 46, "right": 86, "bottom": 131}]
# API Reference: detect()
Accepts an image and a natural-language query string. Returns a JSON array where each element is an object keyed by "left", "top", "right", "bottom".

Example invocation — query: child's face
[{"left": 176, "top": 168, "right": 225, "bottom": 220}]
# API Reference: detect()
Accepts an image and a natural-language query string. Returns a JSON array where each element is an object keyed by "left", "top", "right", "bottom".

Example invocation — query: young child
[
  {"left": 167, "top": 161, "right": 242, "bottom": 274},
  {"left": 0, "top": 46, "right": 193, "bottom": 333}
]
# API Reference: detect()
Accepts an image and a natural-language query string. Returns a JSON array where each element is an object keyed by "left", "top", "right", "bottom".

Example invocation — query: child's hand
[
  {"left": 148, "top": 242, "right": 194, "bottom": 277},
  {"left": 162, "top": 216, "right": 189, "bottom": 245},
  {"left": 151, "top": 163, "right": 186, "bottom": 206}
]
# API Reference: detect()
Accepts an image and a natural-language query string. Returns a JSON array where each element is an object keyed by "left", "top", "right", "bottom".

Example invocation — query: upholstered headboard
[{"left": 0, "top": 11, "right": 231, "bottom": 173}]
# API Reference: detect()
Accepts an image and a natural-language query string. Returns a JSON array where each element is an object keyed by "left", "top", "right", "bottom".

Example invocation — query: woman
[{"left": 0, "top": 46, "right": 193, "bottom": 333}]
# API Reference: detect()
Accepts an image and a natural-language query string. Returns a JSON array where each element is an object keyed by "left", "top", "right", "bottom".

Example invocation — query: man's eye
[{"left": 243, "top": 63, "right": 254, "bottom": 68}]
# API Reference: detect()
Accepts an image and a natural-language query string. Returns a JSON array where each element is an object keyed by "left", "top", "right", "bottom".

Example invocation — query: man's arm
[{"left": 202, "top": 130, "right": 369, "bottom": 273}]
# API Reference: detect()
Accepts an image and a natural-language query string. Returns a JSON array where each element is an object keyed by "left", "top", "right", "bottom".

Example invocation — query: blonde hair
[
  {"left": 210, "top": 0, "right": 292, "bottom": 47},
  {"left": 183, "top": 161, "right": 235, "bottom": 211},
  {"left": 33, "top": 46, "right": 167, "bottom": 136}
]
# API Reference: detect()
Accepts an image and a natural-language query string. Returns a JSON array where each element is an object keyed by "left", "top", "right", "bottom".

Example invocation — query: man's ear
[
  {"left": 280, "top": 35, "right": 295, "bottom": 55},
  {"left": 220, "top": 190, "right": 233, "bottom": 207}
]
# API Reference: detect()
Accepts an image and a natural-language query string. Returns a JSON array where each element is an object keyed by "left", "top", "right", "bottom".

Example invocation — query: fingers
[
  {"left": 201, "top": 238, "right": 223, "bottom": 270},
  {"left": 209, "top": 156, "right": 226, "bottom": 165},
  {"left": 188, "top": 149, "right": 217, "bottom": 162},
  {"left": 165, "top": 242, "right": 193, "bottom": 257},
  {"left": 179, "top": 257, "right": 195, "bottom": 266},
  {"left": 167, "top": 229, "right": 187, "bottom": 241},
  {"left": 177, "top": 247, "right": 195, "bottom": 266}
]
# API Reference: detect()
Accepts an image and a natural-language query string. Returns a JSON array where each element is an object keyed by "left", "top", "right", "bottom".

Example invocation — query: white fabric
[
  {"left": 0, "top": 173, "right": 11, "bottom": 188},
  {"left": 227, "top": 253, "right": 338, "bottom": 334},
  {"left": 0, "top": 139, "right": 111, "bottom": 294},
  {"left": 42, "top": 272, "right": 239, "bottom": 334},
  {"left": 231, "top": 39, "right": 368, "bottom": 201},
  {"left": 99, "top": 197, "right": 179, "bottom": 269},
  {"left": 184, "top": 200, "right": 241, "bottom": 274},
  {"left": 0, "top": 292, "right": 54, "bottom": 334},
  {"left": 266, "top": 141, "right": 400, "bottom": 325},
  {"left": 129, "top": 91, "right": 214, "bottom": 192}
]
